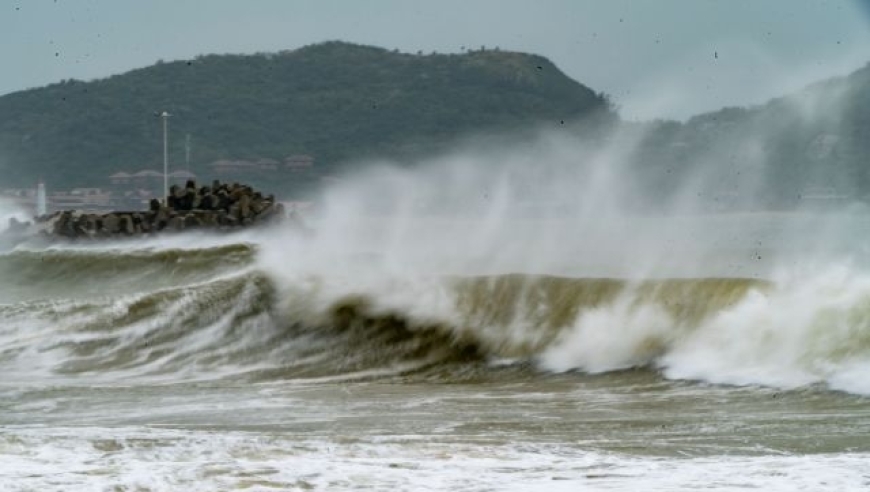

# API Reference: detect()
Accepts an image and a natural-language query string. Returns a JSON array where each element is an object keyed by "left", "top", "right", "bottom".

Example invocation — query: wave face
[{"left": 2, "top": 229, "right": 870, "bottom": 396}]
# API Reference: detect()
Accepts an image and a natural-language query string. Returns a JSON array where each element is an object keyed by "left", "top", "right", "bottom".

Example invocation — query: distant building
[
  {"left": 106, "top": 169, "right": 196, "bottom": 207},
  {"left": 109, "top": 171, "right": 132, "bottom": 186},
  {"left": 168, "top": 170, "right": 197, "bottom": 185},
  {"left": 285, "top": 154, "right": 314, "bottom": 171},
  {"left": 0, "top": 187, "right": 38, "bottom": 215},
  {"left": 0, "top": 188, "right": 36, "bottom": 200},
  {"left": 210, "top": 159, "right": 260, "bottom": 176},
  {"left": 799, "top": 186, "right": 850, "bottom": 209},
  {"left": 208, "top": 156, "right": 313, "bottom": 179},
  {"left": 130, "top": 170, "right": 164, "bottom": 187},
  {"left": 255, "top": 158, "right": 279, "bottom": 171},
  {"left": 50, "top": 188, "right": 113, "bottom": 211}
]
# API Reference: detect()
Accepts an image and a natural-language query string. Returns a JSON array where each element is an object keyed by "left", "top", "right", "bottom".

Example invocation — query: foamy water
[
  {"left": 2, "top": 373, "right": 869, "bottom": 492},
  {"left": 2, "top": 426, "right": 869, "bottom": 491}
]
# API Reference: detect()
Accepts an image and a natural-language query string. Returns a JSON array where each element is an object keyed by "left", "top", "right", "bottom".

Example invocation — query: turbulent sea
[{"left": 2, "top": 212, "right": 870, "bottom": 491}]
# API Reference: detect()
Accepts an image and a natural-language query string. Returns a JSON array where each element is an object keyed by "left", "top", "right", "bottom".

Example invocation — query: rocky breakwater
[{"left": 38, "top": 180, "right": 289, "bottom": 241}]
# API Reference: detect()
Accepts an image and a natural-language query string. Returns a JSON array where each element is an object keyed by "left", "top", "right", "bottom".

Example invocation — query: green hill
[
  {"left": 628, "top": 62, "right": 870, "bottom": 210},
  {"left": 0, "top": 41, "right": 613, "bottom": 194}
]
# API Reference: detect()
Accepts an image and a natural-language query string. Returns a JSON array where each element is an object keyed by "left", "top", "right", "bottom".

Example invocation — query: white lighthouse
[{"left": 36, "top": 180, "right": 47, "bottom": 217}]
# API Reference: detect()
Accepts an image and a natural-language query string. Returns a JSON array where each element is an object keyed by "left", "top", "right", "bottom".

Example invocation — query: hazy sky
[{"left": 3, "top": 0, "right": 870, "bottom": 120}]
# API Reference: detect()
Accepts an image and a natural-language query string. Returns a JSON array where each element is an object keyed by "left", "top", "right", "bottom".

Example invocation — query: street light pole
[{"left": 160, "top": 111, "right": 171, "bottom": 205}]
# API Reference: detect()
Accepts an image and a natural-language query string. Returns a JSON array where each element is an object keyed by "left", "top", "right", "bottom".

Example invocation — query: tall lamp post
[{"left": 160, "top": 111, "right": 171, "bottom": 205}]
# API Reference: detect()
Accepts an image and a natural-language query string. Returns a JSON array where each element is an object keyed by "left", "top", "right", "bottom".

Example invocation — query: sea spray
[
  {"left": 254, "top": 208, "right": 870, "bottom": 394},
  {"left": 660, "top": 261, "right": 870, "bottom": 393},
  {"left": 0, "top": 198, "right": 28, "bottom": 234}
]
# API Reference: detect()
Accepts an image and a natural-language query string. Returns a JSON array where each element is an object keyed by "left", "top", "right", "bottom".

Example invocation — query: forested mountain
[
  {"left": 622, "top": 62, "right": 870, "bottom": 210},
  {"left": 0, "top": 41, "right": 613, "bottom": 192}
]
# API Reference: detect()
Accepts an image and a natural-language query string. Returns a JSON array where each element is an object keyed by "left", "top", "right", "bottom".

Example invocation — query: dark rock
[
  {"left": 32, "top": 181, "right": 288, "bottom": 242},
  {"left": 102, "top": 214, "right": 120, "bottom": 234},
  {"left": 184, "top": 214, "right": 202, "bottom": 229},
  {"left": 201, "top": 194, "right": 219, "bottom": 210},
  {"left": 119, "top": 215, "right": 134, "bottom": 235},
  {"left": 168, "top": 216, "right": 185, "bottom": 231},
  {"left": 239, "top": 194, "right": 252, "bottom": 220}
]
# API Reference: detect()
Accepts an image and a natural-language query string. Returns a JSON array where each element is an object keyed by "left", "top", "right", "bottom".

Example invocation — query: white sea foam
[
  {"left": 0, "top": 426, "right": 867, "bottom": 492},
  {"left": 658, "top": 262, "right": 870, "bottom": 393}
]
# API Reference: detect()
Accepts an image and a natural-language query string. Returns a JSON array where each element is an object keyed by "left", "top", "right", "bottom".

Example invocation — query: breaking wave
[{"left": 1, "top": 237, "right": 870, "bottom": 395}]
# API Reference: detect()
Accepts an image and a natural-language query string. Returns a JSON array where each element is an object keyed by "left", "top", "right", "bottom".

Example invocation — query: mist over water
[
  {"left": 298, "top": 129, "right": 741, "bottom": 279},
  {"left": 0, "top": 199, "right": 27, "bottom": 234}
]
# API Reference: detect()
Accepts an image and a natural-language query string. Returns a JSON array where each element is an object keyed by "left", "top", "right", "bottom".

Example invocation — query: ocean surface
[{"left": 1, "top": 212, "right": 870, "bottom": 491}]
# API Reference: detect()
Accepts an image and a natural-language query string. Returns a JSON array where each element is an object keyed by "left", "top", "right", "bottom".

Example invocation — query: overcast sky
[{"left": 3, "top": 0, "right": 870, "bottom": 120}]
